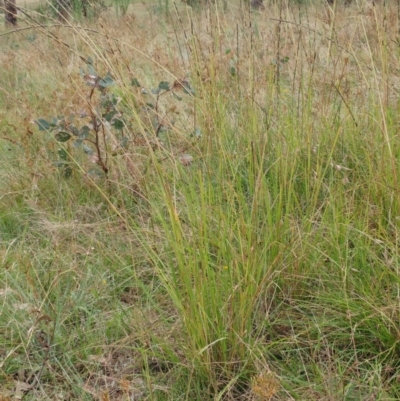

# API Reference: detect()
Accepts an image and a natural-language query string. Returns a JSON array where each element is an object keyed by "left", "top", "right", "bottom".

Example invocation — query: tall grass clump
[
  {"left": 135, "top": 2, "right": 400, "bottom": 397},
  {"left": 1, "top": 1, "right": 400, "bottom": 400},
  {"left": 142, "top": 92, "right": 288, "bottom": 394}
]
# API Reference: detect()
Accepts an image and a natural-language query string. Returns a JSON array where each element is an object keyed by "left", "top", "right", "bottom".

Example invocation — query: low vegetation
[{"left": 1, "top": 0, "right": 400, "bottom": 400}]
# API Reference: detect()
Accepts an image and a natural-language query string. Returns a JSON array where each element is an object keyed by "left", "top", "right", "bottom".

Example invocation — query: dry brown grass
[{"left": 1, "top": 1, "right": 399, "bottom": 122}]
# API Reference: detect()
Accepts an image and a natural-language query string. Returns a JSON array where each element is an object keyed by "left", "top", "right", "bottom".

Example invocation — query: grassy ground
[{"left": 1, "top": 0, "right": 400, "bottom": 400}]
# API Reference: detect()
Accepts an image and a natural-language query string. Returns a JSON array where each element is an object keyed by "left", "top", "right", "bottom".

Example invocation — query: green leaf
[
  {"left": 98, "top": 73, "right": 114, "bottom": 88},
  {"left": 112, "top": 118, "right": 124, "bottom": 130},
  {"left": 194, "top": 127, "right": 202, "bottom": 138},
  {"left": 79, "top": 126, "right": 91, "bottom": 139},
  {"left": 131, "top": 78, "right": 141, "bottom": 87},
  {"left": 73, "top": 139, "right": 83, "bottom": 148},
  {"left": 55, "top": 131, "right": 71, "bottom": 142},
  {"left": 151, "top": 88, "right": 160, "bottom": 95},
  {"left": 225, "top": 48, "right": 231, "bottom": 54},
  {"left": 58, "top": 148, "right": 68, "bottom": 161},
  {"left": 104, "top": 111, "right": 117, "bottom": 123},
  {"left": 36, "top": 119, "right": 50, "bottom": 131},
  {"left": 63, "top": 166, "right": 73, "bottom": 178},
  {"left": 110, "top": 94, "right": 119, "bottom": 106},
  {"left": 87, "top": 63, "right": 96, "bottom": 76},
  {"left": 68, "top": 126, "right": 78, "bottom": 136},
  {"left": 190, "top": 127, "right": 202, "bottom": 138},
  {"left": 229, "top": 59, "right": 237, "bottom": 76},
  {"left": 83, "top": 145, "right": 94, "bottom": 155},
  {"left": 158, "top": 81, "right": 170, "bottom": 91},
  {"left": 183, "top": 84, "right": 195, "bottom": 96}
]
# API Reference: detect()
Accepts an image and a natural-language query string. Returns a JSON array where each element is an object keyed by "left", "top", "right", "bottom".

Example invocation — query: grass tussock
[{"left": 1, "top": 0, "right": 400, "bottom": 400}]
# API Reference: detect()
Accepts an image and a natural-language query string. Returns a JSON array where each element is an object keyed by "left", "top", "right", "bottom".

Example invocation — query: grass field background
[{"left": 1, "top": 0, "right": 400, "bottom": 399}]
